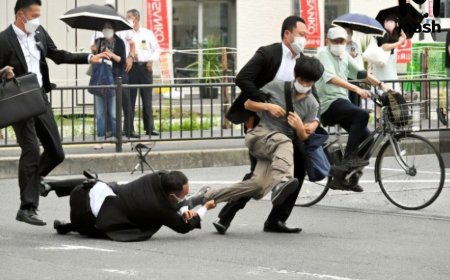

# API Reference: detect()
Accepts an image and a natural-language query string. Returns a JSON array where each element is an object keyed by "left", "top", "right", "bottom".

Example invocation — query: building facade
[{"left": 0, "top": 0, "right": 448, "bottom": 85}]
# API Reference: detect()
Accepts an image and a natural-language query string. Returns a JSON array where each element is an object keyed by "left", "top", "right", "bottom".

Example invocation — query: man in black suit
[
  {"left": 217, "top": 16, "right": 318, "bottom": 234},
  {"left": 49, "top": 171, "right": 216, "bottom": 242},
  {"left": 0, "top": 0, "right": 107, "bottom": 226}
]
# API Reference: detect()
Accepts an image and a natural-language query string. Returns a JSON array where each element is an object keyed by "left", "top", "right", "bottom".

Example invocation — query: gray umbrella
[
  {"left": 332, "top": 13, "right": 386, "bottom": 36},
  {"left": 60, "top": 4, "right": 132, "bottom": 31}
]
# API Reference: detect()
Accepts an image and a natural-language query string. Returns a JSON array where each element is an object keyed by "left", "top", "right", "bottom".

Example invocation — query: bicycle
[{"left": 296, "top": 90, "right": 445, "bottom": 210}]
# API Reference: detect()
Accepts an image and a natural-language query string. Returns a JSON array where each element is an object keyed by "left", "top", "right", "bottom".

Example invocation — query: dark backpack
[{"left": 380, "top": 90, "right": 411, "bottom": 127}]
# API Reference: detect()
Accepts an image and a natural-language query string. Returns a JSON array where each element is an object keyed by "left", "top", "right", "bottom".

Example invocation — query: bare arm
[{"left": 244, "top": 99, "right": 286, "bottom": 118}]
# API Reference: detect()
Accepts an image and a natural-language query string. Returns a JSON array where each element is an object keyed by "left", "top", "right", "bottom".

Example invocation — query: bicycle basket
[{"left": 382, "top": 101, "right": 425, "bottom": 131}]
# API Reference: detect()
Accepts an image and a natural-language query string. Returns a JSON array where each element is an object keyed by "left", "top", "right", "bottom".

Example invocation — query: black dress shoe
[
  {"left": 123, "top": 132, "right": 140, "bottom": 138},
  {"left": 263, "top": 220, "right": 301, "bottom": 233},
  {"left": 54, "top": 220, "right": 73, "bottom": 234},
  {"left": 150, "top": 130, "right": 160, "bottom": 136},
  {"left": 212, "top": 218, "right": 230, "bottom": 235},
  {"left": 271, "top": 178, "right": 299, "bottom": 206},
  {"left": 16, "top": 208, "right": 46, "bottom": 226}
]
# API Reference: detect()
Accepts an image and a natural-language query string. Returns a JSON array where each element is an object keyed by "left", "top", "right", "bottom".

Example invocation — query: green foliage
[{"left": 186, "top": 36, "right": 222, "bottom": 83}]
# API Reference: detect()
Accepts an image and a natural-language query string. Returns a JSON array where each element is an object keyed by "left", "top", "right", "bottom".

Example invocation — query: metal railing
[{"left": 0, "top": 78, "right": 449, "bottom": 151}]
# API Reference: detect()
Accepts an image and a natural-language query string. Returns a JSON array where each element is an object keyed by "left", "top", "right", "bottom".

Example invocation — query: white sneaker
[{"left": 93, "top": 144, "right": 103, "bottom": 150}]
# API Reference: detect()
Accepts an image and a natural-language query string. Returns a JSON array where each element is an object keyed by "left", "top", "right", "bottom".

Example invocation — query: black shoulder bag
[
  {"left": 283, "top": 82, "right": 330, "bottom": 182},
  {"left": 0, "top": 73, "right": 46, "bottom": 128}
]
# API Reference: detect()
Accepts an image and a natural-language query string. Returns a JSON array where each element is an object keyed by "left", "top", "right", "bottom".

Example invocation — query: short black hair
[
  {"left": 294, "top": 56, "right": 324, "bottom": 82},
  {"left": 281, "top": 16, "right": 305, "bottom": 39},
  {"left": 127, "top": 9, "right": 140, "bottom": 20},
  {"left": 14, "top": 0, "right": 41, "bottom": 14},
  {"left": 161, "top": 171, "right": 188, "bottom": 194}
]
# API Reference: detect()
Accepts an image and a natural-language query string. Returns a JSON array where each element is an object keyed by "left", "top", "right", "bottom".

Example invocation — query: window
[{"left": 172, "top": 0, "right": 236, "bottom": 81}]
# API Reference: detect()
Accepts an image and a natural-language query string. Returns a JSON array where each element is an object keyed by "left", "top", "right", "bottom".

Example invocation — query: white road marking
[
  {"left": 38, "top": 244, "right": 116, "bottom": 252},
  {"left": 103, "top": 269, "right": 138, "bottom": 276},
  {"left": 249, "top": 266, "right": 362, "bottom": 280},
  {"left": 191, "top": 179, "right": 444, "bottom": 185}
]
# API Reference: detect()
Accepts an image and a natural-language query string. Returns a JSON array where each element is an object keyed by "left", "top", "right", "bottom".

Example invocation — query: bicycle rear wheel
[
  {"left": 295, "top": 177, "right": 329, "bottom": 207},
  {"left": 375, "top": 133, "right": 445, "bottom": 210}
]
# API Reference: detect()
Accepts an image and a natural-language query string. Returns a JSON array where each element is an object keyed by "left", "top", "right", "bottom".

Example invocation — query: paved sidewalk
[{"left": 0, "top": 139, "right": 248, "bottom": 179}]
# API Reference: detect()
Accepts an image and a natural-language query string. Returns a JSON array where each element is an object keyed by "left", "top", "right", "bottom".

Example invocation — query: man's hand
[
  {"left": 182, "top": 210, "right": 198, "bottom": 223},
  {"left": 380, "top": 83, "right": 391, "bottom": 92},
  {"left": 304, "top": 120, "right": 319, "bottom": 134},
  {"left": 356, "top": 88, "right": 371, "bottom": 99},
  {"left": 0, "top": 66, "right": 15, "bottom": 79},
  {"left": 89, "top": 52, "right": 111, "bottom": 64},
  {"left": 266, "top": 103, "right": 286, "bottom": 118},
  {"left": 244, "top": 114, "right": 256, "bottom": 132},
  {"left": 204, "top": 200, "right": 216, "bottom": 210},
  {"left": 146, "top": 61, "right": 153, "bottom": 72},
  {"left": 125, "top": 57, "right": 133, "bottom": 72},
  {"left": 287, "top": 111, "right": 303, "bottom": 131}
]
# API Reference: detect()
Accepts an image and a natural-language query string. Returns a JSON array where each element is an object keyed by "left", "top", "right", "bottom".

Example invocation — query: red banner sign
[
  {"left": 300, "top": 0, "right": 321, "bottom": 48},
  {"left": 397, "top": 39, "right": 412, "bottom": 63},
  {"left": 147, "top": 0, "right": 170, "bottom": 50},
  {"left": 147, "top": 0, "right": 172, "bottom": 83}
]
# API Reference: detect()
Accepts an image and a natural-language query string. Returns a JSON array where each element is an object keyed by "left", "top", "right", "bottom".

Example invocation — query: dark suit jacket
[
  {"left": 94, "top": 35, "right": 126, "bottom": 79},
  {"left": 94, "top": 173, "right": 201, "bottom": 242},
  {"left": 226, "top": 43, "right": 319, "bottom": 124},
  {"left": 226, "top": 43, "right": 283, "bottom": 124},
  {"left": 0, "top": 25, "right": 90, "bottom": 93}
]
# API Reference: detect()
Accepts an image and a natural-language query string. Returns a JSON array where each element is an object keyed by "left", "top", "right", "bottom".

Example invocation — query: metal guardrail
[{"left": 0, "top": 78, "right": 449, "bottom": 152}]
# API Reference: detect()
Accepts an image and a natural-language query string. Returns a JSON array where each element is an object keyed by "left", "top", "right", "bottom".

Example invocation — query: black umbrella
[
  {"left": 332, "top": 13, "right": 385, "bottom": 36},
  {"left": 376, "top": 3, "right": 424, "bottom": 39},
  {"left": 59, "top": 4, "right": 132, "bottom": 31}
]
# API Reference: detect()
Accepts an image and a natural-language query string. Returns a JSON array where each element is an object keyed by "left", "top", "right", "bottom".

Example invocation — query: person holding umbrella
[
  {"left": 373, "top": 14, "right": 407, "bottom": 91},
  {"left": 91, "top": 21, "right": 126, "bottom": 150},
  {"left": 0, "top": 0, "right": 109, "bottom": 226}
]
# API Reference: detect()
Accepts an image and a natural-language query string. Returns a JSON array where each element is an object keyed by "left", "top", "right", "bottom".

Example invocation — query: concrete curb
[{"left": 0, "top": 148, "right": 250, "bottom": 179}]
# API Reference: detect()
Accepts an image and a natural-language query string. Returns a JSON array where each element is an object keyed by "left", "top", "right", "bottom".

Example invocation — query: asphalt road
[{"left": 1, "top": 165, "right": 449, "bottom": 280}]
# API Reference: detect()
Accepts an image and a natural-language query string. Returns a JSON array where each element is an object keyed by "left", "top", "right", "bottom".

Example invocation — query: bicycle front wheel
[
  {"left": 295, "top": 177, "right": 329, "bottom": 207},
  {"left": 376, "top": 133, "right": 445, "bottom": 210}
]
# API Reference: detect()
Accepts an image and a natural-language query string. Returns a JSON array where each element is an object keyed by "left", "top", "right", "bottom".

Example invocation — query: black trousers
[
  {"left": 129, "top": 63, "right": 154, "bottom": 134},
  {"left": 217, "top": 140, "right": 305, "bottom": 225},
  {"left": 50, "top": 178, "right": 104, "bottom": 237},
  {"left": 12, "top": 92, "right": 65, "bottom": 210},
  {"left": 121, "top": 71, "right": 133, "bottom": 136},
  {"left": 320, "top": 98, "right": 370, "bottom": 158}
]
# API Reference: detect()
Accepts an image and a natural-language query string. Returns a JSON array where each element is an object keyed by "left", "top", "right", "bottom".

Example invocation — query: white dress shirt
[
  {"left": 131, "top": 26, "right": 161, "bottom": 62},
  {"left": 89, "top": 181, "right": 207, "bottom": 220},
  {"left": 275, "top": 43, "right": 300, "bottom": 82},
  {"left": 12, "top": 23, "right": 43, "bottom": 87},
  {"left": 89, "top": 181, "right": 117, "bottom": 218}
]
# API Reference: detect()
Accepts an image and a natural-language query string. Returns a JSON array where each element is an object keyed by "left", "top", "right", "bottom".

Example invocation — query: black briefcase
[{"left": 0, "top": 73, "right": 46, "bottom": 128}]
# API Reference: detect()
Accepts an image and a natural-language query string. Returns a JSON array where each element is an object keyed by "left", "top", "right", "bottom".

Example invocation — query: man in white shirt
[
  {"left": 126, "top": 9, "right": 161, "bottom": 137},
  {"left": 0, "top": 0, "right": 107, "bottom": 226},
  {"left": 48, "top": 171, "right": 215, "bottom": 242}
]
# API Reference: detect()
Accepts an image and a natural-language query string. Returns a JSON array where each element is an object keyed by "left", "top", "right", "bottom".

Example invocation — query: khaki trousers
[{"left": 204, "top": 125, "right": 293, "bottom": 203}]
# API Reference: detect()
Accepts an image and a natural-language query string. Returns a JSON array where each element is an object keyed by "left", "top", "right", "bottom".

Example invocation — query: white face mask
[
  {"left": 291, "top": 36, "right": 306, "bottom": 54},
  {"left": 128, "top": 19, "right": 134, "bottom": 26},
  {"left": 24, "top": 17, "right": 40, "bottom": 34},
  {"left": 102, "top": 28, "right": 114, "bottom": 39},
  {"left": 294, "top": 81, "right": 312, "bottom": 94},
  {"left": 330, "top": 44, "right": 346, "bottom": 57}
]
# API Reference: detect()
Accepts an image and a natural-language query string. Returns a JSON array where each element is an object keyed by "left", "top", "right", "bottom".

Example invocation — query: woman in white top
[{"left": 373, "top": 14, "right": 407, "bottom": 91}]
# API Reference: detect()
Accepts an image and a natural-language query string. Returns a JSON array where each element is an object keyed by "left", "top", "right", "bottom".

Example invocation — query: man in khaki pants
[{"left": 200, "top": 56, "right": 324, "bottom": 233}]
